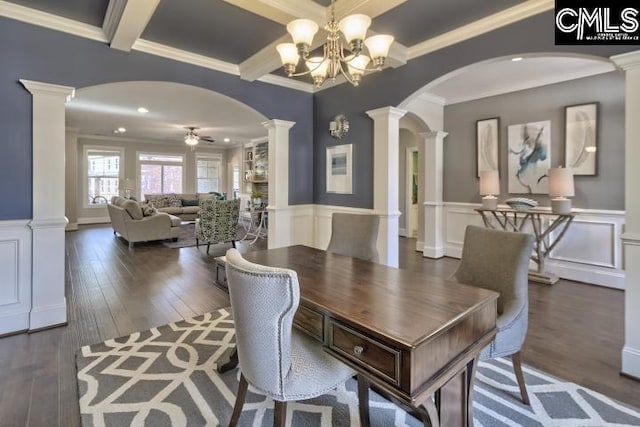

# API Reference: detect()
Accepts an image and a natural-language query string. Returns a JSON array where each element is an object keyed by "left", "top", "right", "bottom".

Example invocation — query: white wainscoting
[
  {"left": 0, "top": 220, "right": 32, "bottom": 335},
  {"left": 442, "top": 202, "right": 626, "bottom": 289}
]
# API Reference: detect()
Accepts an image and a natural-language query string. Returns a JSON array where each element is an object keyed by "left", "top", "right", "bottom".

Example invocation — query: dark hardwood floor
[{"left": 0, "top": 225, "right": 638, "bottom": 426}]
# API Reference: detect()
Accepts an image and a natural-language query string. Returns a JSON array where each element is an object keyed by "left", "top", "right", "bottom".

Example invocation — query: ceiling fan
[{"left": 184, "top": 126, "right": 215, "bottom": 147}]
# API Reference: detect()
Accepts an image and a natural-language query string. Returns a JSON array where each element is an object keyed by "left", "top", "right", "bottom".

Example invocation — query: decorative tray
[{"left": 505, "top": 197, "right": 538, "bottom": 211}]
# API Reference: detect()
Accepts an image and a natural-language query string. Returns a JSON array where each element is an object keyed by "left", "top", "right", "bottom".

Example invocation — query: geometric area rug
[{"left": 76, "top": 308, "right": 640, "bottom": 427}]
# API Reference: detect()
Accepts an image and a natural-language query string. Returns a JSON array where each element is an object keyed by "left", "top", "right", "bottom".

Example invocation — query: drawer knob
[{"left": 353, "top": 345, "right": 365, "bottom": 355}]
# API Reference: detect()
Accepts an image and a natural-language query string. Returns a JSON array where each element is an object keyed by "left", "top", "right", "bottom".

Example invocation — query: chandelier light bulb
[
  {"left": 306, "top": 57, "right": 329, "bottom": 87},
  {"left": 364, "top": 34, "right": 394, "bottom": 68},
  {"left": 286, "top": 19, "right": 319, "bottom": 50},
  {"left": 338, "top": 14, "right": 371, "bottom": 53},
  {"left": 276, "top": 43, "right": 299, "bottom": 75},
  {"left": 184, "top": 134, "right": 198, "bottom": 146}
]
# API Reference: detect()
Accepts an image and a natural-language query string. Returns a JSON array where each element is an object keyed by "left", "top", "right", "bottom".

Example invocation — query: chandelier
[{"left": 276, "top": 0, "right": 394, "bottom": 88}]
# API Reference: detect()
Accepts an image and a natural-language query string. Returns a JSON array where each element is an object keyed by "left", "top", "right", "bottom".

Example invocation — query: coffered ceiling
[{"left": 1, "top": 0, "right": 554, "bottom": 91}]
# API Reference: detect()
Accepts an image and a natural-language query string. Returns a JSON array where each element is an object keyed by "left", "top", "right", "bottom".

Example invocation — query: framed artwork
[
  {"left": 507, "top": 121, "right": 551, "bottom": 194},
  {"left": 326, "top": 144, "right": 353, "bottom": 194},
  {"left": 476, "top": 118, "right": 499, "bottom": 177},
  {"left": 565, "top": 102, "right": 598, "bottom": 175}
]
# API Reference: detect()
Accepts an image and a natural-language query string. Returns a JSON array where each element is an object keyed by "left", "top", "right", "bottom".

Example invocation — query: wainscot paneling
[
  {"left": 0, "top": 220, "right": 32, "bottom": 335},
  {"left": 442, "top": 203, "right": 625, "bottom": 289}
]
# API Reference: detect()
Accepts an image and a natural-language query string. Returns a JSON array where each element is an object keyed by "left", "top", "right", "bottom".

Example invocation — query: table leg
[{"left": 217, "top": 347, "right": 238, "bottom": 373}]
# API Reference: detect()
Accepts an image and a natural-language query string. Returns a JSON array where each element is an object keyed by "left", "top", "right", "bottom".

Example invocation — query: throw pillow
[
  {"left": 151, "top": 196, "right": 170, "bottom": 208},
  {"left": 122, "top": 200, "right": 143, "bottom": 220},
  {"left": 198, "top": 193, "right": 215, "bottom": 204},
  {"left": 166, "top": 193, "right": 182, "bottom": 207},
  {"left": 141, "top": 203, "right": 157, "bottom": 217},
  {"left": 182, "top": 198, "right": 199, "bottom": 207}
]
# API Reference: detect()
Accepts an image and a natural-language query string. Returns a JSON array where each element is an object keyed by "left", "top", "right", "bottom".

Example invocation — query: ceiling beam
[
  {"left": 332, "top": 0, "right": 406, "bottom": 20},
  {"left": 103, "top": 0, "right": 161, "bottom": 52},
  {"left": 223, "top": 0, "right": 326, "bottom": 26}
]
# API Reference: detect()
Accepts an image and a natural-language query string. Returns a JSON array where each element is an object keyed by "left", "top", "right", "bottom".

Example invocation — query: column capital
[
  {"left": 366, "top": 106, "right": 407, "bottom": 121},
  {"left": 20, "top": 79, "right": 74, "bottom": 98},
  {"left": 611, "top": 50, "right": 640, "bottom": 71},
  {"left": 262, "top": 119, "right": 295, "bottom": 130},
  {"left": 420, "top": 130, "right": 449, "bottom": 140}
]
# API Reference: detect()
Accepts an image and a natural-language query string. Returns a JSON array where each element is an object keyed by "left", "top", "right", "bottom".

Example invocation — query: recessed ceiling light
[
  {"left": 224, "top": 138, "right": 230, "bottom": 143},
  {"left": 511, "top": 57, "right": 524, "bottom": 62},
  {"left": 137, "top": 107, "right": 149, "bottom": 114},
  {"left": 117, "top": 127, "right": 126, "bottom": 133}
]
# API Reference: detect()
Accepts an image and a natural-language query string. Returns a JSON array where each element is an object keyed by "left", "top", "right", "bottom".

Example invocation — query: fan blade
[{"left": 200, "top": 136, "right": 215, "bottom": 143}]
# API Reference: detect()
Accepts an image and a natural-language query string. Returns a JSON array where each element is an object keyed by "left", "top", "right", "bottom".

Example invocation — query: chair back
[
  {"left": 453, "top": 225, "right": 534, "bottom": 316},
  {"left": 327, "top": 213, "right": 380, "bottom": 262},
  {"left": 224, "top": 249, "right": 300, "bottom": 400},
  {"left": 196, "top": 198, "right": 240, "bottom": 243}
]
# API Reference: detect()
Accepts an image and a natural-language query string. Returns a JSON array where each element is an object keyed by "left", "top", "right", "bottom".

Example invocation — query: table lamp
[
  {"left": 123, "top": 178, "right": 136, "bottom": 199},
  {"left": 479, "top": 170, "right": 499, "bottom": 210},
  {"left": 548, "top": 167, "right": 574, "bottom": 214}
]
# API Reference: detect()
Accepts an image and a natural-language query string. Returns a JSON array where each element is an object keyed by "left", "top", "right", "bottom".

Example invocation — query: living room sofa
[
  {"left": 108, "top": 196, "right": 181, "bottom": 247},
  {"left": 144, "top": 193, "right": 225, "bottom": 221}
]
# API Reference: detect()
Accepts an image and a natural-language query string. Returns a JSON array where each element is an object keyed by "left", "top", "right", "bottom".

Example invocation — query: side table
[{"left": 475, "top": 208, "right": 575, "bottom": 284}]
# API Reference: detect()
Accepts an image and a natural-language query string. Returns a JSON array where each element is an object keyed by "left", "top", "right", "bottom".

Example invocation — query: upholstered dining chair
[
  {"left": 451, "top": 225, "right": 535, "bottom": 405},
  {"left": 224, "top": 249, "right": 371, "bottom": 427},
  {"left": 195, "top": 198, "right": 240, "bottom": 254},
  {"left": 327, "top": 213, "right": 380, "bottom": 262}
]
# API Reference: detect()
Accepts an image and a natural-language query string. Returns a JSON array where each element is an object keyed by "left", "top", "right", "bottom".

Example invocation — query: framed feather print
[
  {"left": 476, "top": 118, "right": 499, "bottom": 177},
  {"left": 565, "top": 102, "right": 598, "bottom": 176}
]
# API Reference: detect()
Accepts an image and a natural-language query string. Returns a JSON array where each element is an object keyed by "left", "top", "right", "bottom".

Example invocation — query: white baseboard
[
  {"left": 423, "top": 245, "right": 445, "bottom": 259},
  {"left": 29, "top": 299, "right": 67, "bottom": 330},
  {"left": 416, "top": 240, "right": 424, "bottom": 252},
  {"left": 399, "top": 228, "right": 407, "bottom": 237},
  {"left": 622, "top": 346, "right": 640, "bottom": 379},
  {"left": 546, "top": 260, "right": 625, "bottom": 289},
  {"left": 78, "top": 216, "right": 110, "bottom": 225},
  {"left": 66, "top": 222, "right": 78, "bottom": 231},
  {"left": 0, "top": 311, "right": 29, "bottom": 335}
]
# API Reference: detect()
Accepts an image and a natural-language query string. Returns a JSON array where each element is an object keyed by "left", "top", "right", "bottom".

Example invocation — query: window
[
  {"left": 85, "top": 147, "right": 123, "bottom": 206},
  {"left": 196, "top": 155, "right": 222, "bottom": 193},
  {"left": 138, "top": 153, "right": 184, "bottom": 195},
  {"left": 232, "top": 165, "right": 240, "bottom": 198}
]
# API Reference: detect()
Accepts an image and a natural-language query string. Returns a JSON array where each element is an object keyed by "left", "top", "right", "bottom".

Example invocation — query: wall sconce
[
  {"left": 329, "top": 114, "right": 349, "bottom": 139},
  {"left": 479, "top": 170, "right": 500, "bottom": 210},
  {"left": 549, "top": 167, "right": 574, "bottom": 214}
]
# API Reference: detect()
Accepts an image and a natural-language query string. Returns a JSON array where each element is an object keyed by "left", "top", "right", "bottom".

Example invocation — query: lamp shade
[
  {"left": 549, "top": 167, "right": 574, "bottom": 198},
  {"left": 276, "top": 43, "right": 299, "bottom": 66},
  {"left": 305, "top": 57, "right": 329, "bottom": 78},
  {"left": 364, "top": 34, "right": 394, "bottom": 59},
  {"left": 346, "top": 54, "right": 371, "bottom": 76},
  {"left": 479, "top": 170, "right": 500, "bottom": 196},
  {"left": 338, "top": 14, "right": 371, "bottom": 43},
  {"left": 286, "top": 19, "right": 318, "bottom": 46}
]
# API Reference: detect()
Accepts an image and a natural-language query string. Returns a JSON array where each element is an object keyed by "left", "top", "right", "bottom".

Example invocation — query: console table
[{"left": 475, "top": 208, "right": 575, "bottom": 284}]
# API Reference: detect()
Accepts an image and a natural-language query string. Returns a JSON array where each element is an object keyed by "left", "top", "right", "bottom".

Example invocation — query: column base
[{"left": 528, "top": 270, "right": 559, "bottom": 285}]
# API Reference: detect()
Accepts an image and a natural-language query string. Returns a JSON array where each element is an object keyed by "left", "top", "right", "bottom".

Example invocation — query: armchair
[
  {"left": 327, "top": 213, "right": 380, "bottom": 262},
  {"left": 451, "top": 225, "right": 535, "bottom": 404},
  {"left": 195, "top": 198, "right": 241, "bottom": 254}
]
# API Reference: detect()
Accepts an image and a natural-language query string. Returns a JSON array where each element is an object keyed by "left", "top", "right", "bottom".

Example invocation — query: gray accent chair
[
  {"left": 451, "top": 225, "right": 535, "bottom": 405},
  {"left": 195, "top": 199, "right": 240, "bottom": 254},
  {"left": 224, "top": 249, "right": 371, "bottom": 427},
  {"left": 326, "top": 213, "right": 380, "bottom": 262}
]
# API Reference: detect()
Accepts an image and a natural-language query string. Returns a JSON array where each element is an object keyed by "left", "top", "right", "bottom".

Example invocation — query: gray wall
[
  {"left": 0, "top": 17, "right": 313, "bottom": 220},
  {"left": 443, "top": 72, "right": 625, "bottom": 210},
  {"left": 399, "top": 130, "right": 418, "bottom": 230},
  {"left": 312, "top": 11, "right": 633, "bottom": 208}
]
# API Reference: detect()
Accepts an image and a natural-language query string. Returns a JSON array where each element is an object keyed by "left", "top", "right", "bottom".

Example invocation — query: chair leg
[
  {"left": 511, "top": 352, "right": 530, "bottom": 405},
  {"left": 229, "top": 373, "right": 248, "bottom": 427},
  {"left": 206, "top": 242, "right": 210, "bottom": 255},
  {"left": 357, "top": 375, "right": 371, "bottom": 427},
  {"left": 231, "top": 240, "right": 236, "bottom": 249},
  {"left": 273, "top": 401, "right": 287, "bottom": 427},
  {"left": 196, "top": 238, "right": 199, "bottom": 248}
]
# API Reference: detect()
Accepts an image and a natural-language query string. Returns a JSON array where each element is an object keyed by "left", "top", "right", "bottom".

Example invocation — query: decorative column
[
  {"left": 612, "top": 50, "right": 640, "bottom": 379},
  {"left": 262, "top": 119, "right": 295, "bottom": 249},
  {"left": 419, "top": 131, "right": 448, "bottom": 258},
  {"left": 366, "top": 107, "right": 407, "bottom": 267},
  {"left": 20, "top": 80, "right": 74, "bottom": 331}
]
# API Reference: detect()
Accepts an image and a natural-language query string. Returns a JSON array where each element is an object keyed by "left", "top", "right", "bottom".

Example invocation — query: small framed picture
[
  {"left": 326, "top": 144, "right": 352, "bottom": 194},
  {"left": 476, "top": 118, "right": 499, "bottom": 177},
  {"left": 565, "top": 102, "right": 598, "bottom": 176}
]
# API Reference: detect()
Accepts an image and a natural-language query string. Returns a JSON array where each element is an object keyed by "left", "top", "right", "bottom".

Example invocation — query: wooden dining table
[{"left": 215, "top": 245, "right": 498, "bottom": 427}]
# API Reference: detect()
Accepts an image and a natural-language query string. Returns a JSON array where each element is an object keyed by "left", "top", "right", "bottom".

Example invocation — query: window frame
[
  {"left": 137, "top": 151, "right": 186, "bottom": 197},
  {"left": 195, "top": 153, "right": 223, "bottom": 194},
  {"left": 83, "top": 145, "right": 124, "bottom": 209}
]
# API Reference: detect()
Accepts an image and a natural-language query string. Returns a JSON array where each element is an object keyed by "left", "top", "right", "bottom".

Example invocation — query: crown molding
[
  {"left": 407, "top": 0, "right": 554, "bottom": 60},
  {"left": 334, "top": 0, "right": 406, "bottom": 20},
  {"left": 257, "top": 74, "right": 315, "bottom": 93},
  {"left": 224, "top": 0, "right": 325, "bottom": 25},
  {"left": 132, "top": 39, "right": 241, "bottom": 76},
  {"left": 0, "top": 0, "right": 107, "bottom": 42},
  {"left": 108, "top": 0, "right": 161, "bottom": 52},
  {"left": 441, "top": 63, "right": 616, "bottom": 105},
  {"left": 611, "top": 50, "right": 640, "bottom": 71},
  {"left": 415, "top": 92, "right": 446, "bottom": 106},
  {"left": 78, "top": 133, "right": 235, "bottom": 150}
]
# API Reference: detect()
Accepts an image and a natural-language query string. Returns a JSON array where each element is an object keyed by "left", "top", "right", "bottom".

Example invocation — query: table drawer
[
  {"left": 294, "top": 305, "right": 323, "bottom": 342},
  {"left": 328, "top": 319, "right": 401, "bottom": 386}
]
